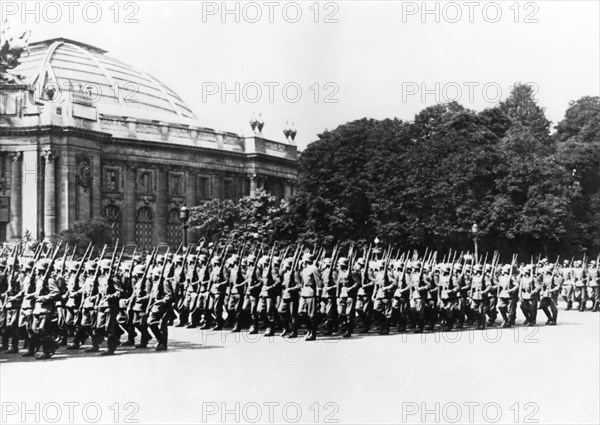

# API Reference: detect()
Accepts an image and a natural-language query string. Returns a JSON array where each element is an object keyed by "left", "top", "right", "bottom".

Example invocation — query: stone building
[{"left": 0, "top": 38, "right": 298, "bottom": 250}]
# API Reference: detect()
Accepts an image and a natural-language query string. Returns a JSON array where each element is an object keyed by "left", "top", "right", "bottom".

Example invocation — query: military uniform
[
  {"left": 147, "top": 267, "right": 174, "bottom": 351},
  {"left": 336, "top": 259, "right": 360, "bottom": 337},
  {"left": 2, "top": 260, "right": 23, "bottom": 353},
  {"left": 319, "top": 260, "right": 339, "bottom": 336},
  {"left": 539, "top": 266, "right": 559, "bottom": 325},
  {"left": 27, "top": 261, "right": 61, "bottom": 359},
  {"left": 278, "top": 260, "right": 301, "bottom": 337},
  {"left": 497, "top": 266, "right": 518, "bottom": 328},
  {"left": 89, "top": 261, "right": 123, "bottom": 355},
  {"left": 518, "top": 266, "right": 539, "bottom": 326},
  {"left": 298, "top": 254, "right": 323, "bottom": 341},
  {"left": 469, "top": 265, "right": 489, "bottom": 329}
]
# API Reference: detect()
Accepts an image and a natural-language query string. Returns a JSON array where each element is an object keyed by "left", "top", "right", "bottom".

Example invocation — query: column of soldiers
[{"left": 0, "top": 241, "right": 598, "bottom": 360}]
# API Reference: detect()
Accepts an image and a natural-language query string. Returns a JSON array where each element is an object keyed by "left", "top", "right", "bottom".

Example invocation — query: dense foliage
[
  {"left": 292, "top": 85, "right": 599, "bottom": 256},
  {"left": 181, "top": 85, "right": 600, "bottom": 257}
]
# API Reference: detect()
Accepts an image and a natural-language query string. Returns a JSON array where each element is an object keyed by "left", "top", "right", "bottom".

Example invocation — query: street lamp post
[
  {"left": 180, "top": 204, "right": 190, "bottom": 247},
  {"left": 471, "top": 223, "right": 479, "bottom": 260}
]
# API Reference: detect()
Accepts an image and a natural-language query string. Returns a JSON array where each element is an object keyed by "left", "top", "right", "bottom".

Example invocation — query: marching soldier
[
  {"left": 485, "top": 264, "right": 498, "bottom": 326},
  {"left": 207, "top": 256, "right": 228, "bottom": 331},
  {"left": 88, "top": 259, "right": 123, "bottom": 355},
  {"left": 518, "top": 264, "right": 540, "bottom": 326},
  {"left": 469, "top": 264, "right": 489, "bottom": 330},
  {"left": 63, "top": 261, "right": 84, "bottom": 348},
  {"left": 355, "top": 258, "right": 373, "bottom": 333},
  {"left": 540, "top": 265, "right": 559, "bottom": 325},
  {"left": 28, "top": 260, "right": 61, "bottom": 360},
  {"left": 438, "top": 264, "right": 457, "bottom": 331},
  {"left": 258, "top": 256, "right": 280, "bottom": 337},
  {"left": 373, "top": 260, "right": 396, "bottom": 335},
  {"left": 497, "top": 264, "right": 518, "bottom": 328},
  {"left": 68, "top": 261, "right": 99, "bottom": 350},
  {"left": 18, "top": 259, "right": 36, "bottom": 354},
  {"left": 337, "top": 257, "right": 360, "bottom": 337},
  {"left": 130, "top": 265, "right": 153, "bottom": 348},
  {"left": 147, "top": 264, "right": 173, "bottom": 351},
  {"left": 243, "top": 254, "right": 263, "bottom": 334},
  {"left": 298, "top": 253, "right": 323, "bottom": 341},
  {"left": 320, "top": 257, "right": 339, "bottom": 336},
  {"left": 278, "top": 257, "right": 301, "bottom": 337},
  {"left": 2, "top": 257, "right": 22, "bottom": 353},
  {"left": 572, "top": 260, "right": 587, "bottom": 311},
  {"left": 391, "top": 261, "right": 410, "bottom": 333},
  {"left": 560, "top": 260, "right": 574, "bottom": 310}
]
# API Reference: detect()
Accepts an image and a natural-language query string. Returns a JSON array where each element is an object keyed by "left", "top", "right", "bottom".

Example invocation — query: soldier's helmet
[
  {"left": 541, "top": 258, "right": 548, "bottom": 263},
  {"left": 484, "top": 264, "right": 493, "bottom": 271},
  {"left": 187, "top": 255, "right": 197, "bottom": 263},
  {"left": 423, "top": 264, "right": 431, "bottom": 272},
  {"left": 156, "top": 255, "right": 165, "bottom": 264},
  {"left": 133, "top": 255, "right": 143, "bottom": 263},
  {"left": 100, "top": 259, "right": 112, "bottom": 270},
  {"left": 413, "top": 261, "right": 422, "bottom": 269},
  {"left": 356, "top": 257, "right": 366, "bottom": 267},
  {"left": 502, "top": 264, "right": 512, "bottom": 273},
  {"left": 36, "top": 259, "right": 50, "bottom": 272},
  {"left": 133, "top": 265, "right": 145, "bottom": 276},
  {"left": 574, "top": 260, "right": 583, "bottom": 267},
  {"left": 563, "top": 260, "right": 569, "bottom": 265},
  {"left": 302, "top": 253, "right": 314, "bottom": 264},
  {"left": 246, "top": 254, "right": 256, "bottom": 263},
  {"left": 211, "top": 256, "right": 222, "bottom": 265},
  {"left": 166, "top": 253, "right": 174, "bottom": 262},
  {"left": 228, "top": 254, "right": 240, "bottom": 265},
  {"left": 151, "top": 266, "right": 162, "bottom": 277},
  {"left": 258, "top": 255, "right": 270, "bottom": 267},
  {"left": 462, "top": 264, "right": 471, "bottom": 272},
  {"left": 85, "top": 261, "right": 98, "bottom": 272},
  {"left": 322, "top": 257, "right": 332, "bottom": 266},
  {"left": 474, "top": 264, "right": 483, "bottom": 272},
  {"left": 198, "top": 254, "right": 208, "bottom": 263},
  {"left": 442, "top": 264, "right": 451, "bottom": 273},
  {"left": 337, "top": 257, "right": 348, "bottom": 268},
  {"left": 68, "top": 261, "right": 80, "bottom": 272},
  {"left": 273, "top": 256, "right": 282, "bottom": 266},
  {"left": 24, "top": 259, "right": 35, "bottom": 270},
  {"left": 590, "top": 260, "right": 597, "bottom": 266},
  {"left": 173, "top": 255, "right": 183, "bottom": 264}
]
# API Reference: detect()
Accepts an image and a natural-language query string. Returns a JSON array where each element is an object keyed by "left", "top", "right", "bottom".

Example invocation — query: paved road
[{"left": 1, "top": 309, "right": 599, "bottom": 425}]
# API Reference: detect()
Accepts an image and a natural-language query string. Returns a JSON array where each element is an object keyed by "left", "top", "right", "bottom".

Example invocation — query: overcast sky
[{"left": 2, "top": 0, "right": 599, "bottom": 149}]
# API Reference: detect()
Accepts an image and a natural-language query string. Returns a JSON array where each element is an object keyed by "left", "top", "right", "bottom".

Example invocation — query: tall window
[
  {"left": 197, "top": 175, "right": 210, "bottom": 199},
  {"left": 138, "top": 171, "right": 153, "bottom": 194},
  {"left": 103, "top": 205, "right": 121, "bottom": 242},
  {"left": 104, "top": 168, "right": 119, "bottom": 192},
  {"left": 223, "top": 178, "right": 234, "bottom": 200},
  {"left": 136, "top": 207, "right": 154, "bottom": 252},
  {"left": 169, "top": 173, "right": 183, "bottom": 196}
]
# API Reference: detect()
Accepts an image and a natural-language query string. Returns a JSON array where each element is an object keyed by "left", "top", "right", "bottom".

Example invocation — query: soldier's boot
[
  {"left": 1, "top": 334, "right": 9, "bottom": 351},
  {"left": 288, "top": 321, "right": 298, "bottom": 338},
  {"left": 248, "top": 318, "right": 259, "bottom": 335},
  {"left": 305, "top": 319, "right": 316, "bottom": 341},
  {"left": 22, "top": 338, "right": 38, "bottom": 357},
  {"left": 566, "top": 301, "right": 572, "bottom": 310},
  {"left": 322, "top": 320, "right": 334, "bottom": 336},
  {"left": 135, "top": 330, "right": 151, "bottom": 348}
]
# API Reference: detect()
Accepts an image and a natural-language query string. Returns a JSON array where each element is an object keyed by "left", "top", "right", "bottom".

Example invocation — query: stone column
[
  {"left": 8, "top": 152, "right": 22, "bottom": 240},
  {"left": 42, "top": 148, "right": 57, "bottom": 240},
  {"left": 155, "top": 167, "right": 168, "bottom": 245},
  {"left": 249, "top": 174, "right": 257, "bottom": 196},
  {"left": 123, "top": 165, "right": 136, "bottom": 244},
  {"left": 284, "top": 180, "right": 292, "bottom": 200}
]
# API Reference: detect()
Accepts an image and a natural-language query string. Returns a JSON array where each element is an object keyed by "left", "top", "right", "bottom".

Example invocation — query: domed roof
[{"left": 15, "top": 38, "right": 198, "bottom": 124}]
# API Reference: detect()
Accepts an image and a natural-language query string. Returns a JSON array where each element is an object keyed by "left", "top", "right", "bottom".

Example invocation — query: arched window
[
  {"left": 103, "top": 205, "right": 121, "bottom": 242},
  {"left": 167, "top": 208, "right": 182, "bottom": 248},
  {"left": 137, "top": 206, "right": 153, "bottom": 222},
  {"left": 135, "top": 207, "right": 154, "bottom": 251}
]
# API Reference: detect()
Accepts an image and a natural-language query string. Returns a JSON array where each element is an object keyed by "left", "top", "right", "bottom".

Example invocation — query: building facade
[{"left": 0, "top": 38, "right": 297, "bottom": 249}]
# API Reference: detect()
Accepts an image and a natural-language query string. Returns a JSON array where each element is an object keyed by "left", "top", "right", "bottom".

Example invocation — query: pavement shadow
[{"left": 0, "top": 340, "right": 221, "bottom": 363}]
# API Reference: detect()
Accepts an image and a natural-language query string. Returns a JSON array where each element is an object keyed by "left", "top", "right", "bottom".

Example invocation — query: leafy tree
[{"left": 55, "top": 219, "right": 113, "bottom": 252}]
